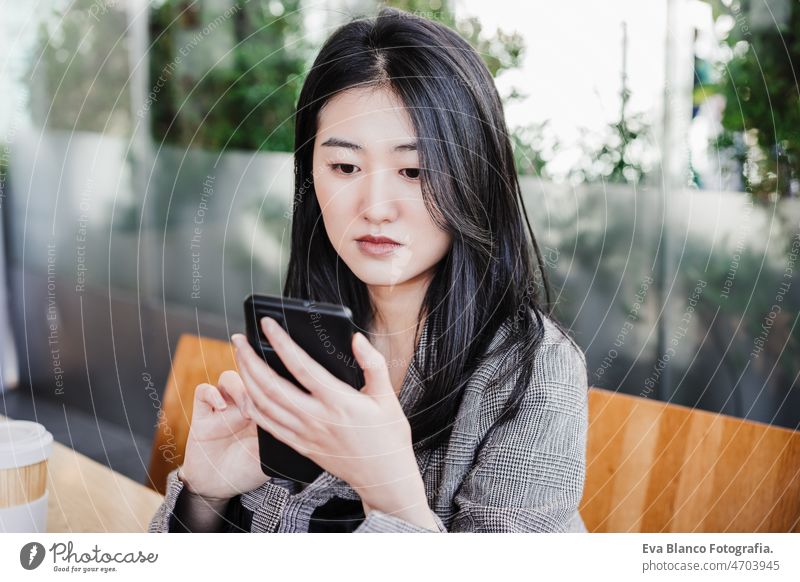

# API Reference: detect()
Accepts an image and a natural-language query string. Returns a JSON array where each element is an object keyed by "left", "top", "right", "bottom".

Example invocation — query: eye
[
  {"left": 330, "top": 163, "right": 359, "bottom": 175},
  {"left": 400, "top": 168, "right": 420, "bottom": 180}
]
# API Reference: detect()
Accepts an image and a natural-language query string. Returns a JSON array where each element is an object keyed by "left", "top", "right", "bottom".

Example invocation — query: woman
[{"left": 149, "top": 7, "right": 589, "bottom": 533}]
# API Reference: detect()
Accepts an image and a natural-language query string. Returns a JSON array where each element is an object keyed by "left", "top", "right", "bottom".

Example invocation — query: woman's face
[{"left": 312, "top": 86, "right": 452, "bottom": 287}]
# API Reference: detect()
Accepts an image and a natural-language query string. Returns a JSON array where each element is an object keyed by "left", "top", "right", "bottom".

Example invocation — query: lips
[
  {"left": 356, "top": 235, "right": 401, "bottom": 245},
  {"left": 355, "top": 234, "right": 404, "bottom": 258}
]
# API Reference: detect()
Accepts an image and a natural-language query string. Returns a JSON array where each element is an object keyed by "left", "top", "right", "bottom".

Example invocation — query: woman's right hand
[{"left": 178, "top": 370, "right": 269, "bottom": 499}]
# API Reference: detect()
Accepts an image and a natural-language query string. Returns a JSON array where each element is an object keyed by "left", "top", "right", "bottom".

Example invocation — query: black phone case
[{"left": 243, "top": 294, "right": 365, "bottom": 484}]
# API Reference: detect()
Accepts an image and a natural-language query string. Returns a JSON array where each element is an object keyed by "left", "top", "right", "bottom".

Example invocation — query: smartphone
[{"left": 243, "top": 293, "right": 365, "bottom": 483}]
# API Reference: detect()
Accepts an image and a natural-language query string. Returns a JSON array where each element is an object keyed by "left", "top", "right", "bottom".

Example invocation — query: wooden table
[{"left": 2, "top": 415, "right": 165, "bottom": 532}]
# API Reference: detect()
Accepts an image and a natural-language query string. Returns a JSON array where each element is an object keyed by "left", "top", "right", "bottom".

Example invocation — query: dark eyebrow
[
  {"left": 320, "top": 137, "right": 362, "bottom": 150},
  {"left": 320, "top": 137, "right": 418, "bottom": 152},
  {"left": 393, "top": 141, "right": 417, "bottom": 152}
]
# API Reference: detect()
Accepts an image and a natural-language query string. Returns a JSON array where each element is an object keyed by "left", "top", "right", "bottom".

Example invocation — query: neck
[{"left": 367, "top": 269, "right": 433, "bottom": 341}]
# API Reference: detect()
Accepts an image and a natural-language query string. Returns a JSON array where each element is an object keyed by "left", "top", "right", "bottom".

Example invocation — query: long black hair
[{"left": 284, "top": 7, "right": 562, "bottom": 452}]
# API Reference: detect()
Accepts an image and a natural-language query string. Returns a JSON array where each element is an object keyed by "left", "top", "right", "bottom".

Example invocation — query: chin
[
  {"left": 343, "top": 260, "right": 410, "bottom": 286},
  {"left": 340, "top": 247, "right": 412, "bottom": 280},
  {"left": 351, "top": 270, "right": 410, "bottom": 287}
]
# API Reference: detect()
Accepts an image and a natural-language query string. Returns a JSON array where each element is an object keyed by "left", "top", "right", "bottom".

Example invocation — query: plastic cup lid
[{"left": 0, "top": 420, "right": 54, "bottom": 470}]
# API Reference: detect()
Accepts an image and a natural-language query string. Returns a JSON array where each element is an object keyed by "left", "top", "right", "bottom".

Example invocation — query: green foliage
[
  {"left": 511, "top": 121, "right": 557, "bottom": 179},
  {"left": 149, "top": 0, "right": 307, "bottom": 152},
  {"left": 572, "top": 112, "right": 652, "bottom": 185},
  {"left": 713, "top": 0, "right": 800, "bottom": 198},
  {"left": 453, "top": 16, "right": 525, "bottom": 78}
]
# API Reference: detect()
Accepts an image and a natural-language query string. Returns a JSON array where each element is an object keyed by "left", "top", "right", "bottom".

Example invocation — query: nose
[{"left": 359, "top": 168, "right": 399, "bottom": 224}]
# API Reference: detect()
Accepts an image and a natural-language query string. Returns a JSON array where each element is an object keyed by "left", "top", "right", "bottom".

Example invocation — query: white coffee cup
[{"left": 0, "top": 420, "right": 53, "bottom": 532}]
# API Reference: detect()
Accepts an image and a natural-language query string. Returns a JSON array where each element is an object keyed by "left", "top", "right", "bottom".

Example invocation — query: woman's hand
[
  {"left": 231, "top": 317, "right": 431, "bottom": 523},
  {"left": 179, "top": 370, "right": 269, "bottom": 499}
]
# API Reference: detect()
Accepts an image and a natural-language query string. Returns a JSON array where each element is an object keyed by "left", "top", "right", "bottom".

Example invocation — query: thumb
[{"left": 352, "top": 332, "right": 392, "bottom": 396}]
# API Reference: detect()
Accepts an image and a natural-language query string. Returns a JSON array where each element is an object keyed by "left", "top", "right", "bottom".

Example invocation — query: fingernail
[
  {"left": 231, "top": 334, "right": 245, "bottom": 346},
  {"left": 216, "top": 396, "right": 227, "bottom": 410},
  {"left": 262, "top": 317, "right": 276, "bottom": 331}
]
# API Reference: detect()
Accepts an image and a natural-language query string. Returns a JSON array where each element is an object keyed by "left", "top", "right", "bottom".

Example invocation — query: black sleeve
[
  {"left": 168, "top": 489, "right": 252, "bottom": 533},
  {"left": 220, "top": 494, "right": 253, "bottom": 532}
]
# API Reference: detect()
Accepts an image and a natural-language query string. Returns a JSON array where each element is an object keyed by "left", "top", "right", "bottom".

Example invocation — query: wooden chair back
[
  {"left": 148, "top": 334, "right": 236, "bottom": 495},
  {"left": 582, "top": 388, "right": 800, "bottom": 532}
]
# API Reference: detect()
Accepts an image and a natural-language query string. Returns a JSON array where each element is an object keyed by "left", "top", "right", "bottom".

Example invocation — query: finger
[
  {"left": 216, "top": 370, "right": 254, "bottom": 420},
  {"left": 352, "top": 332, "right": 393, "bottom": 396},
  {"left": 241, "top": 378, "right": 308, "bottom": 435},
  {"left": 258, "top": 318, "right": 345, "bottom": 400},
  {"left": 232, "top": 334, "right": 324, "bottom": 415},
  {"left": 235, "top": 352, "right": 318, "bottom": 435},
  {"left": 243, "top": 395, "right": 309, "bottom": 456},
  {"left": 193, "top": 383, "right": 227, "bottom": 418}
]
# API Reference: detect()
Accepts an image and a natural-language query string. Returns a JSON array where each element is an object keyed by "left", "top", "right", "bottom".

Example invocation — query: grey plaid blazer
[{"left": 149, "top": 310, "right": 589, "bottom": 533}]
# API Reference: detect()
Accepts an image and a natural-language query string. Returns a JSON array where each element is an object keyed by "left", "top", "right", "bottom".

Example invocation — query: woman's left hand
[{"left": 230, "top": 317, "right": 420, "bottom": 510}]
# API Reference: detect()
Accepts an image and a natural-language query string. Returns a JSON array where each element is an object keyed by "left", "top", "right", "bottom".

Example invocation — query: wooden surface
[
  {"left": 581, "top": 388, "right": 800, "bottom": 532},
  {"left": 1, "top": 414, "right": 164, "bottom": 532},
  {"left": 147, "top": 334, "right": 237, "bottom": 495}
]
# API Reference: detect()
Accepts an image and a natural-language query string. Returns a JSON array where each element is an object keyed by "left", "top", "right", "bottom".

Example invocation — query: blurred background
[{"left": 0, "top": 0, "right": 797, "bottom": 484}]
